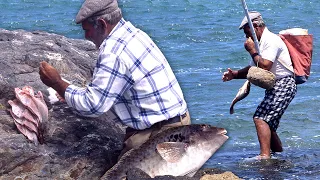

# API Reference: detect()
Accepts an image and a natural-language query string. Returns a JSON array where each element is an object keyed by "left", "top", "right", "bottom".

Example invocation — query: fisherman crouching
[{"left": 39, "top": 0, "right": 191, "bottom": 159}]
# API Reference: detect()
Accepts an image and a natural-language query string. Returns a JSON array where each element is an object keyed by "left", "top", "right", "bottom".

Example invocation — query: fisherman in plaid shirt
[{"left": 39, "top": 0, "right": 190, "bottom": 158}]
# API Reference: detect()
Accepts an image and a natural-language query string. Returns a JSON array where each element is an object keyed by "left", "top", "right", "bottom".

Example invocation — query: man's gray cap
[
  {"left": 239, "top": 11, "right": 262, "bottom": 30},
  {"left": 76, "top": 0, "right": 120, "bottom": 24}
]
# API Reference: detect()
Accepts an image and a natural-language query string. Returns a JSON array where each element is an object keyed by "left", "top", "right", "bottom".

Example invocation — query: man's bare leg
[
  {"left": 270, "top": 130, "right": 283, "bottom": 152},
  {"left": 254, "top": 118, "right": 271, "bottom": 158}
]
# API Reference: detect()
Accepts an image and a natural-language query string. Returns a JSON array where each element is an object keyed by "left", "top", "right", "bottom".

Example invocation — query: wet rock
[
  {"left": 0, "top": 28, "right": 240, "bottom": 180},
  {"left": 0, "top": 28, "right": 97, "bottom": 101},
  {"left": 200, "top": 172, "right": 241, "bottom": 180},
  {"left": 125, "top": 168, "right": 240, "bottom": 180}
]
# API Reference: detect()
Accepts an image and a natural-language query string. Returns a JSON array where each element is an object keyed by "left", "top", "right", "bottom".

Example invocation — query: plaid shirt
[{"left": 65, "top": 18, "right": 188, "bottom": 130}]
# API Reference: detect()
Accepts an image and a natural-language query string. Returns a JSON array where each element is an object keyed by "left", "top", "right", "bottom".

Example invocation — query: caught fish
[
  {"left": 8, "top": 99, "right": 39, "bottom": 127},
  {"left": 101, "top": 124, "right": 228, "bottom": 179},
  {"left": 8, "top": 86, "right": 48, "bottom": 144},
  {"left": 14, "top": 121, "right": 39, "bottom": 145},
  {"left": 15, "top": 86, "right": 41, "bottom": 122},
  {"left": 230, "top": 80, "right": 251, "bottom": 114}
]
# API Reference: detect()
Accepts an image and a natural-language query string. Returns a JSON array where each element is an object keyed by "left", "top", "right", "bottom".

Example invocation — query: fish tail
[{"left": 230, "top": 108, "right": 234, "bottom": 114}]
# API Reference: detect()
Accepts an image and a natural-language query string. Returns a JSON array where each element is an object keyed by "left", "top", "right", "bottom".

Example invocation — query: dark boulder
[
  {"left": 0, "top": 28, "right": 124, "bottom": 179},
  {"left": 0, "top": 28, "right": 240, "bottom": 180}
]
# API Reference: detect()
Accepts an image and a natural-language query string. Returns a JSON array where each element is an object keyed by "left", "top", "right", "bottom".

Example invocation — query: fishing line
[{"left": 240, "top": 0, "right": 260, "bottom": 55}]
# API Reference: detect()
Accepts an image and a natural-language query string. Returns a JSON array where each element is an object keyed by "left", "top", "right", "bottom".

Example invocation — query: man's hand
[
  {"left": 39, "top": 61, "right": 69, "bottom": 98},
  {"left": 222, "top": 68, "right": 237, "bottom": 82},
  {"left": 244, "top": 37, "right": 257, "bottom": 54},
  {"left": 39, "top": 61, "right": 62, "bottom": 88}
]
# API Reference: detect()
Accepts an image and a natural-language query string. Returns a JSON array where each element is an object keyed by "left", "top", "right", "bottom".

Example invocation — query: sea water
[{"left": 1, "top": 0, "right": 319, "bottom": 179}]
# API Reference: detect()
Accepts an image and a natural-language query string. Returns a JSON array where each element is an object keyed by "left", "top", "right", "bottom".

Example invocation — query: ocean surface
[{"left": 1, "top": 0, "right": 319, "bottom": 179}]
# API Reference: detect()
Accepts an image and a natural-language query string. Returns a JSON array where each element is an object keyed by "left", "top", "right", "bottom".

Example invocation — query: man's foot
[
  {"left": 255, "top": 154, "right": 270, "bottom": 160},
  {"left": 244, "top": 154, "right": 270, "bottom": 162}
]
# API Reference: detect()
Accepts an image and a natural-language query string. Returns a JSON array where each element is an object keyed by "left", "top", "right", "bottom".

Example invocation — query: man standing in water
[
  {"left": 222, "top": 11, "right": 297, "bottom": 159},
  {"left": 39, "top": 0, "right": 190, "bottom": 157}
]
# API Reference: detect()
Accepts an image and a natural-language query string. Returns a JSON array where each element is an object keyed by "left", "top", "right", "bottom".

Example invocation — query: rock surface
[
  {"left": 0, "top": 28, "right": 124, "bottom": 179},
  {"left": 0, "top": 29, "right": 240, "bottom": 180}
]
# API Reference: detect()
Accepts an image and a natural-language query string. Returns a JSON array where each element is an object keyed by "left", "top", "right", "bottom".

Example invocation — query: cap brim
[{"left": 239, "top": 11, "right": 261, "bottom": 30}]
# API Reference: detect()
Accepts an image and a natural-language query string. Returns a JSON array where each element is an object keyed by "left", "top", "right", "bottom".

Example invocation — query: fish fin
[
  {"left": 8, "top": 100, "right": 14, "bottom": 106},
  {"left": 156, "top": 142, "right": 187, "bottom": 163},
  {"left": 35, "top": 91, "right": 47, "bottom": 105},
  {"left": 185, "top": 169, "right": 198, "bottom": 177}
]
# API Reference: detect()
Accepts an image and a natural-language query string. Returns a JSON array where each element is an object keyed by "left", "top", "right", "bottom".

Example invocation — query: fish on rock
[
  {"left": 8, "top": 86, "right": 48, "bottom": 145},
  {"left": 230, "top": 80, "right": 251, "bottom": 114},
  {"left": 101, "top": 124, "right": 229, "bottom": 180}
]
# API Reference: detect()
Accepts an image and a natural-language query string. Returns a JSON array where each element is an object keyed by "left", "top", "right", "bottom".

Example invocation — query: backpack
[{"left": 278, "top": 28, "right": 313, "bottom": 84}]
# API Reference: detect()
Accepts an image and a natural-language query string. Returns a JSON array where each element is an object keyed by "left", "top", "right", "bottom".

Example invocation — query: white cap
[{"left": 239, "top": 11, "right": 262, "bottom": 29}]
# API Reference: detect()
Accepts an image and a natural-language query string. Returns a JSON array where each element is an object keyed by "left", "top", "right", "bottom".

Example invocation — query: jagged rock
[
  {"left": 0, "top": 28, "right": 97, "bottom": 101},
  {"left": 0, "top": 28, "right": 124, "bottom": 179},
  {"left": 0, "top": 29, "right": 240, "bottom": 180},
  {"left": 200, "top": 172, "right": 241, "bottom": 180}
]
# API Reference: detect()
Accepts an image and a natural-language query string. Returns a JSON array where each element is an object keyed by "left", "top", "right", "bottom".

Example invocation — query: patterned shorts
[{"left": 253, "top": 76, "right": 297, "bottom": 131}]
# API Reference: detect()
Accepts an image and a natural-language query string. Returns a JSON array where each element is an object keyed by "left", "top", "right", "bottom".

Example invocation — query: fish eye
[{"left": 200, "top": 124, "right": 210, "bottom": 129}]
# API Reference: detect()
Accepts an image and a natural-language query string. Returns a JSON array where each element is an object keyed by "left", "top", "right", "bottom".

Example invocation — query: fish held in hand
[
  {"left": 101, "top": 124, "right": 228, "bottom": 179},
  {"left": 230, "top": 80, "right": 251, "bottom": 114}
]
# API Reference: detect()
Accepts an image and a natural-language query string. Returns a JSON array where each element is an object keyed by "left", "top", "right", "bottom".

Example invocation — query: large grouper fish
[{"left": 101, "top": 124, "right": 228, "bottom": 179}]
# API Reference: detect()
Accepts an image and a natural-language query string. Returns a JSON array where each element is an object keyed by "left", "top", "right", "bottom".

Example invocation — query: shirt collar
[
  {"left": 259, "top": 27, "right": 270, "bottom": 45},
  {"left": 99, "top": 18, "right": 126, "bottom": 50}
]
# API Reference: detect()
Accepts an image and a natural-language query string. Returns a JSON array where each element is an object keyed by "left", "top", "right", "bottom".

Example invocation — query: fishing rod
[{"left": 240, "top": 0, "right": 260, "bottom": 55}]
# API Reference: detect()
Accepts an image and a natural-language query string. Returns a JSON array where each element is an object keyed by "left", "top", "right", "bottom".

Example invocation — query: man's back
[
  {"left": 258, "top": 27, "right": 293, "bottom": 79},
  {"left": 86, "top": 18, "right": 188, "bottom": 129}
]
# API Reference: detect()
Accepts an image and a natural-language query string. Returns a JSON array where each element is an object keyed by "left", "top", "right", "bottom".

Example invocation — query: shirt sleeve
[
  {"left": 260, "top": 41, "right": 279, "bottom": 63},
  {"left": 64, "top": 52, "right": 133, "bottom": 117}
]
